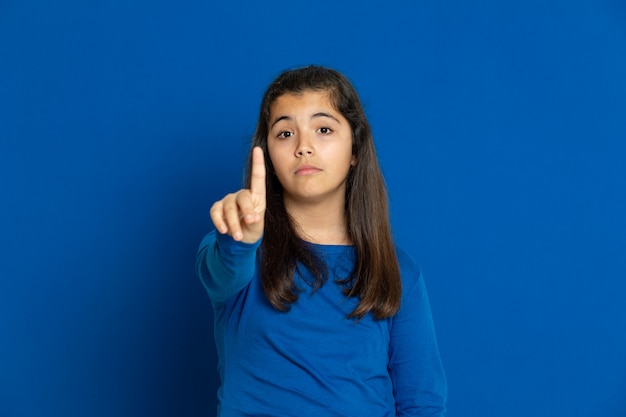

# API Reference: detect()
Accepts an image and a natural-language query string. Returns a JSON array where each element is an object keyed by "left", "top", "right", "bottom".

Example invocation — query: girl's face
[{"left": 267, "top": 90, "right": 356, "bottom": 209}]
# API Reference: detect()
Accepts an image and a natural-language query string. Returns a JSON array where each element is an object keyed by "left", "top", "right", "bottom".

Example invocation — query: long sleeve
[
  {"left": 389, "top": 249, "right": 447, "bottom": 416},
  {"left": 195, "top": 230, "right": 262, "bottom": 304}
]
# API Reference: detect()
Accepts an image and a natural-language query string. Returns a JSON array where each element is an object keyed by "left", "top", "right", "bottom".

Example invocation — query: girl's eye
[
  {"left": 318, "top": 127, "right": 333, "bottom": 135},
  {"left": 277, "top": 131, "right": 293, "bottom": 139}
]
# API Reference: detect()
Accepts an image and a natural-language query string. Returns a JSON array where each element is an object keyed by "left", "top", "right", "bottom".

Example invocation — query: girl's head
[{"left": 248, "top": 65, "right": 377, "bottom": 210}]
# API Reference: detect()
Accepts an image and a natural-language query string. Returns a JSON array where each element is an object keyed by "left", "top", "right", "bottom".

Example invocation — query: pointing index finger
[{"left": 250, "top": 146, "right": 266, "bottom": 200}]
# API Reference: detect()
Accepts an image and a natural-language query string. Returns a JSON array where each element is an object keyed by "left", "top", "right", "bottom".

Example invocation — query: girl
[{"left": 196, "top": 66, "right": 447, "bottom": 416}]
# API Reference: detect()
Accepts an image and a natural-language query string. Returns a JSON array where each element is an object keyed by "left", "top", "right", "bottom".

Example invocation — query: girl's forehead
[
  {"left": 269, "top": 90, "right": 336, "bottom": 115},
  {"left": 275, "top": 89, "right": 330, "bottom": 101}
]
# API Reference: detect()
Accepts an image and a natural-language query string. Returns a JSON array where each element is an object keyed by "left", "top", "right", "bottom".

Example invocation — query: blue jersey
[{"left": 196, "top": 231, "right": 447, "bottom": 416}]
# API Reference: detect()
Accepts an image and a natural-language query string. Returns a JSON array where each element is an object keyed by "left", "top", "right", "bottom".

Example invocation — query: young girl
[{"left": 196, "top": 66, "right": 447, "bottom": 416}]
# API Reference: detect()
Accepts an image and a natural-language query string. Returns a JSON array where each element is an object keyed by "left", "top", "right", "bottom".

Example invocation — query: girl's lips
[{"left": 295, "top": 165, "right": 321, "bottom": 176}]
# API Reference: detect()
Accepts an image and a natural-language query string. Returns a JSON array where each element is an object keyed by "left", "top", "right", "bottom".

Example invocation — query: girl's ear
[{"left": 351, "top": 155, "right": 358, "bottom": 166}]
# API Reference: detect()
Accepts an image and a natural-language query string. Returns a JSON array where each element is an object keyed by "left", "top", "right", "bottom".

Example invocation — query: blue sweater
[{"left": 196, "top": 230, "right": 447, "bottom": 416}]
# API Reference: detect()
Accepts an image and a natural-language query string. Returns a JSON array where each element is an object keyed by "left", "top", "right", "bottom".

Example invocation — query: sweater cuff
[{"left": 215, "top": 230, "right": 262, "bottom": 255}]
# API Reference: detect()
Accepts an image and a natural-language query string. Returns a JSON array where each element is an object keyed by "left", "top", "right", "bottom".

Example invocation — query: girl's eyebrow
[
  {"left": 270, "top": 116, "right": 292, "bottom": 129},
  {"left": 270, "top": 112, "right": 341, "bottom": 129},
  {"left": 270, "top": 115, "right": 291, "bottom": 129},
  {"left": 312, "top": 112, "right": 341, "bottom": 124}
]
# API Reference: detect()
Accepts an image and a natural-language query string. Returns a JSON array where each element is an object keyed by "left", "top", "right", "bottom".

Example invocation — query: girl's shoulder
[
  {"left": 394, "top": 245, "right": 424, "bottom": 292},
  {"left": 394, "top": 245, "right": 422, "bottom": 276}
]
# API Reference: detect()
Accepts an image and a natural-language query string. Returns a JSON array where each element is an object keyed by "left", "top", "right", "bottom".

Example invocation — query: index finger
[{"left": 250, "top": 146, "right": 266, "bottom": 199}]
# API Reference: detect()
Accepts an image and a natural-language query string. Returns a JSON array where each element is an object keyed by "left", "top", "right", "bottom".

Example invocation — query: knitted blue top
[{"left": 196, "top": 230, "right": 447, "bottom": 416}]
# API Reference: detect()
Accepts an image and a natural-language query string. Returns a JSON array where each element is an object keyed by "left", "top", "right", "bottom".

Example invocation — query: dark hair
[{"left": 245, "top": 65, "right": 401, "bottom": 320}]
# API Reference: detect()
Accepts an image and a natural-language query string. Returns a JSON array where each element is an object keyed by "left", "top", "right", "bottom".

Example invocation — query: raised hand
[{"left": 210, "top": 147, "right": 266, "bottom": 244}]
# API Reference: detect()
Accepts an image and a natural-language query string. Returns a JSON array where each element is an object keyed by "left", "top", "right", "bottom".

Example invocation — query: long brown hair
[{"left": 245, "top": 65, "right": 401, "bottom": 320}]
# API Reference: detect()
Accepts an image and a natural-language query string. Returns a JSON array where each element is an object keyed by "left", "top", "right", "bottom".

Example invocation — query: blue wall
[{"left": 1, "top": 1, "right": 625, "bottom": 416}]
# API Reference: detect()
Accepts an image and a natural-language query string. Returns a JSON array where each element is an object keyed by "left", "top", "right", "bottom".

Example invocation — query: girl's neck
[{"left": 285, "top": 199, "right": 351, "bottom": 245}]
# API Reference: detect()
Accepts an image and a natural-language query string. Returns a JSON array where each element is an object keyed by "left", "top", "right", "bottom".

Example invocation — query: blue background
[{"left": 1, "top": 1, "right": 625, "bottom": 416}]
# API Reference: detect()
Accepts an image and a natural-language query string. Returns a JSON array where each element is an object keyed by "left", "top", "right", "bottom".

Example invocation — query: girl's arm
[
  {"left": 389, "top": 250, "right": 448, "bottom": 416},
  {"left": 196, "top": 146, "right": 266, "bottom": 304},
  {"left": 196, "top": 230, "right": 261, "bottom": 304}
]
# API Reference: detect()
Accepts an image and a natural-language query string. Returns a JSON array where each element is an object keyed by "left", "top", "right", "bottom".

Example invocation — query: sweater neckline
[{"left": 303, "top": 240, "right": 355, "bottom": 256}]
